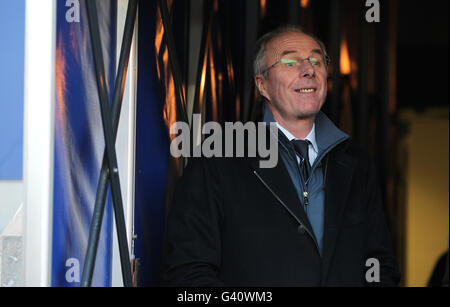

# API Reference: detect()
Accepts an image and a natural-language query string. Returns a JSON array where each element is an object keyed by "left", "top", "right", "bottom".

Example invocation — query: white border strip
[
  {"left": 22, "top": 0, "right": 57, "bottom": 287},
  {"left": 125, "top": 4, "right": 138, "bottom": 266}
]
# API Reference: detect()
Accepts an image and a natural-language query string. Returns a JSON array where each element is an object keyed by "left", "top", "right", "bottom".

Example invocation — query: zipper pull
[{"left": 303, "top": 191, "right": 309, "bottom": 206}]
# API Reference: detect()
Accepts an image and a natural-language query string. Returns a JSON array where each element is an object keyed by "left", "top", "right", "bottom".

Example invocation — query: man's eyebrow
[
  {"left": 280, "top": 50, "right": 297, "bottom": 56},
  {"left": 280, "top": 49, "right": 324, "bottom": 56}
]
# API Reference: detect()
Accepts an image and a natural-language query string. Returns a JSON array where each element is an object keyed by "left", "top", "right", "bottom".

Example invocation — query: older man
[{"left": 163, "top": 26, "right": 401, "bottom": 286}]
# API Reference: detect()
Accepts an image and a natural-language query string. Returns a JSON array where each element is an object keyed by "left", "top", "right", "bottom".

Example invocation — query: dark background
[{"left": 397, "top": 0, "right": 449, "bottom": 110}]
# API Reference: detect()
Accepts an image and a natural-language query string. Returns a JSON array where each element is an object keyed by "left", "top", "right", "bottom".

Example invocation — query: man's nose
[{"left": 298, "top": 61, "right": 315, "bottom": 78}]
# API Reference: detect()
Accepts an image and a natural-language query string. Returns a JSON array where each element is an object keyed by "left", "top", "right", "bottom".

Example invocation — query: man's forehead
[{"left": 267, "top": 32, "right": 321, "bottom": 57}]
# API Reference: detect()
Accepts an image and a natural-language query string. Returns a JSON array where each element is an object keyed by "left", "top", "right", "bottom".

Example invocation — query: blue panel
[
  {"left": 52, "top": 0, "right": 116, "bottom": 287},
  {"left": 134, "top": 1, "right": 170, "bottom": 287},
  {"left": 0, "top": 0, "right": 25, "bottom": 180}
]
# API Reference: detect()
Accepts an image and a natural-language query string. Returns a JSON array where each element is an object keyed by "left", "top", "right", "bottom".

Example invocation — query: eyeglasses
[{"left": 261, "top": 55, "right": 331, "bottom": 76}]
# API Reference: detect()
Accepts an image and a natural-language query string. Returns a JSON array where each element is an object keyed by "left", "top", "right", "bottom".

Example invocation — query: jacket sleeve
[
  {"left": 364, "top": 158, "right": 402, "bottom": 286},
  {"left": 162, "top": 157, "right": 225, "bottom": 287}
]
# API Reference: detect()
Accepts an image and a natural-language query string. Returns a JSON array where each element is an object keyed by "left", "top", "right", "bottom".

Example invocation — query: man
[{"left": 163, "top": 26, "right": 401, "bottom": 286}]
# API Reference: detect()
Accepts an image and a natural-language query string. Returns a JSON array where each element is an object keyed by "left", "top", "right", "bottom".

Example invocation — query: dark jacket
[{"left": 163, "top": 119, "right": 401, "bottom": 287}]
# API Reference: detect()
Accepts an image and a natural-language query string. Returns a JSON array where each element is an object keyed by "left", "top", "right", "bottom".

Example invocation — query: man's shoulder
[
  {"left": 331, "top": 138, "right": 374, "bottom": 168},
  {"left": 340, "top": 139, "right": 367, "bottom": 156}
]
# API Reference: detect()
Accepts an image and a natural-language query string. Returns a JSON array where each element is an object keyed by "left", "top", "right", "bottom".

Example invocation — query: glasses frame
[{"left": 260, "top": 54, "right": 331, "bottom": 76}]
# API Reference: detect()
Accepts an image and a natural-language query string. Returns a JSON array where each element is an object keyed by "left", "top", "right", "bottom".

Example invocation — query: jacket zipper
[{"left": 253, "top": 170, "right": 321, "bottom": 256}]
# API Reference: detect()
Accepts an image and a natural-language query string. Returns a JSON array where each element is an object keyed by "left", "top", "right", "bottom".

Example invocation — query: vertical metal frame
[{"left": 81, "top": 0, "right": 138, "bottom": 287}]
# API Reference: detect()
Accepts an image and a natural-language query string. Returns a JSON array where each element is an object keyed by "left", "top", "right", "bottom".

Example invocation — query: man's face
[{"left": 256, "top": 32, "right": 328, "bottom": 123}]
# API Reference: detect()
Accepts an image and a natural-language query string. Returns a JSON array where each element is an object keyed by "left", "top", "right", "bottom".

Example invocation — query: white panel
[
  {"left": 22, "top": 0, "right": 57, "bottom": 287},
  {"left": 0, "top": 181, "right": 23, "bottom": 235}
]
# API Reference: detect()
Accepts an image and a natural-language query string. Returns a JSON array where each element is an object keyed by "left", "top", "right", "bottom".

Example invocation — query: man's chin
[
  {"left": 294, "top": 100, "right": 326, "bottom": 119},
  {"left": 294, "top": 109, "right": 321, "bottom": 120}
]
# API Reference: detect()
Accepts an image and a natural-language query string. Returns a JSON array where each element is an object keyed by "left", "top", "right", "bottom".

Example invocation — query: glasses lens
[
  {"left": 281, "top": 58, "right": 299, "bottom": 68},
  {"left": 308, "top": 57, "right": 321, "bottom": 66},
  {"left": 280, "top": 56, "right": 324, "bottom": 70}
]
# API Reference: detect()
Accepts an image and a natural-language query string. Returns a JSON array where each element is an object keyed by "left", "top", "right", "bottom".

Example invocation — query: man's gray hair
[{"left": 253, "top": 25, "right": 330, "bottom": 78}]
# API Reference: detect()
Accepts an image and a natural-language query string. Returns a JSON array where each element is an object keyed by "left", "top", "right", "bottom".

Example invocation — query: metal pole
[
  {"left": 159, "top": 0, "right": 189, "bottom": 124},
  {"left": 357, "top": 1, "right": 369, "bottom": 150},
  {"left": 83, "top": 0, "right": 135, "bottom": 287},
  {"left": 192, "top": 0, "right": 212, "bottom": 118},
  {"left": 328, "top": 0, "right": 341, "bottom": 124},
  {"left": 243, "top": 0, "right": 259, "bottom": 122},
  {"left": 81, "top": 0, "right": 138, "bottom": 287}
]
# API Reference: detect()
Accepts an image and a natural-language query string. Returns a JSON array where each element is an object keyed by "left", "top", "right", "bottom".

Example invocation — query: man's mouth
[{"left": 295, "top": 88, "right": 316, "bottom": 93}]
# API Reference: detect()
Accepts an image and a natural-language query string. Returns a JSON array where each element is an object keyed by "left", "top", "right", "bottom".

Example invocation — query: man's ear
[{"left": 255, "top": 75, "right": 270, "bottom": 101}]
